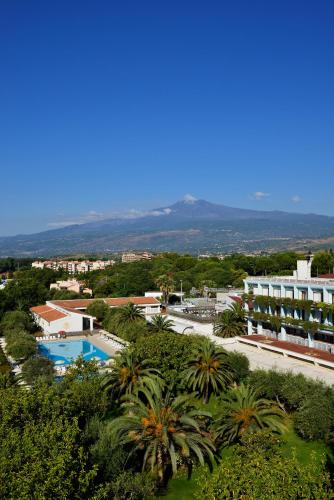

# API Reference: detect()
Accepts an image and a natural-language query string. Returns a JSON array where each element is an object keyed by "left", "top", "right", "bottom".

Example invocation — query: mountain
[{"left": 1, "top": 198, "right": 334, "bottom": 257}]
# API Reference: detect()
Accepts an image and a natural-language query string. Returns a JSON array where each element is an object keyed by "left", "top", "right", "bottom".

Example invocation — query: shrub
[
  {"left": 225, "top": 351, "right": 249, "bottom": 383},
  {"left": 294, "top": 393, "right": 334, "bottom": 441},
  {"left": 248, "top": 370, "right": 327, "bottom": 411}
]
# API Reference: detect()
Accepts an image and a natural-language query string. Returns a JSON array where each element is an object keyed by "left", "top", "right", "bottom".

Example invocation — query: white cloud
[
  {"left": 252, "top": 191, "right": 270, "bottom": 201},
  {"left": 291, "top": 195, "right": 302, "bottom": 203},
  {"left": 47, "top": 206, "right": 172, "bottom": 228},
  {"left": 183, "top": 194, "right": 198, "bottom": 204}
]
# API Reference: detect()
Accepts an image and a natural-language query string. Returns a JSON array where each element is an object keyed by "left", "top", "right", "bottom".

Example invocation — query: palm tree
[
  {"left": 214, "top": 302, "right": 246, "bottom": 338},
  {"left": 213, "top": 383, "right": 286, "bottom": 445},
  {"left": 110, "top": 384, "right": 215, "bottom": 489},
  {"left": 102, "top": 350, "right": 162, "bottom": 398},
  {"left": 183, "top": 339, "right": 231, "bottom": 403},
  {"left": 149, "top": 315, "right": 175, "bottom": 333},
  {"left": 155, "top": 274, "right": 175, "bottom": 305},
  {"left": 115, "top": 302, "right": 145, "bottom": 326}
]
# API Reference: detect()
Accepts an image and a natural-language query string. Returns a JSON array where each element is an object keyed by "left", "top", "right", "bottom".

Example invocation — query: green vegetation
[
  {"left": 183, "top": 338, "right": 231, "bottom": 403},
  {"left": 214, "top": 302, "right": 246, "bottom": 338},
  {"left": 0, "top": 253, "right": 334, "bottom": 498}
]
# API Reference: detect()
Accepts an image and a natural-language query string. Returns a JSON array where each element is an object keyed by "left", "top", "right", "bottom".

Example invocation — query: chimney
[{"left": 293, "top": 252, "right": 313, "bottom": 280}]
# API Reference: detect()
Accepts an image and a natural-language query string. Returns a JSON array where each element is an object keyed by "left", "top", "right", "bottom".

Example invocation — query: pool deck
[{"left": 89, "top": 333, "right": 120, "bottom": 357}]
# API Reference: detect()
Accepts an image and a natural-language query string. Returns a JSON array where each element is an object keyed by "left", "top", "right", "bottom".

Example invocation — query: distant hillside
[{"left": 1, "top": 199, "right": 334, "bottom": 257}]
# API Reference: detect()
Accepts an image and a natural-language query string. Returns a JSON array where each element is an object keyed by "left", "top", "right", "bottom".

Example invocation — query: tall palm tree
[
  {"left": 115, "top": 302, "right": 145, "bottom": 326},
  {"left": 101, "top": 350, "right": 162, "bottom": 398},
  {"left": 149, "top": 315, "right": 175, "bottom": 333},
  {"left": 213, "top": 383, "right": 286, "bottom": 445},
  {"left": 155, "top": 274, "right": 175, "bottom": 305},
  {"left": 183, "top": 339, "right": 231, "bottom": 403},
  {"left": 214, "top": 302, "right": 246, "bottom": 338},
  {"left": 110, "top": 384, "right": 215, "bottom": 489}
]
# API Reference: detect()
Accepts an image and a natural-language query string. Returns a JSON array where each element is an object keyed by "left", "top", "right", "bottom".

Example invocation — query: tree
[
  {"left": 213, "top": 384, "right": 286, "bottom": 445},
  {"left": 101, "top": 350, "right": 162, "bottom": 399},
  {"left": 6, "top": 335, "right": 37, "bottom": 361},
  {"left": 110, "top": 384, "right": 215, "bottom": 490},
  {"left": 134, "top": 332, "right": 202, "bottom": 391},
  {"left": 155, "top": 274, "right": 175, "bottom": 304},
  {"left": 214, "top": 302, "right": 246, "bottom": 338},
  {"left": 0, "top": 310, "right": 34, "bottom": 335},
  {"left": 149, "top": 315, "right": 175, "bottom": 333},
  {"left": 86, "top": 300, "right": 109, "bottom": 322},
  {"left": 21, "top": 356, "right": 54, "bottom": 385},
  {"left": 196, "top": 432, "right": 332, "bottom": 499},
  {"left": 115, "top": 303, "right": 145, "bottom": 326},
  {"left": 183, "top": 339, "right": 231, "bottom": 403}
]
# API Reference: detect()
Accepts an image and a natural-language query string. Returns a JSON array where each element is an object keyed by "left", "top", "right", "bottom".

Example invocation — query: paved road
[{"left": 167, "top": 315, "right": 334, "bottom": 385}]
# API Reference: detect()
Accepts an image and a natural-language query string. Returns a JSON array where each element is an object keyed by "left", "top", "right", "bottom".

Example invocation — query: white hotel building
[{"left": 244, "top": 255, "right": 334, "bottom": 352}]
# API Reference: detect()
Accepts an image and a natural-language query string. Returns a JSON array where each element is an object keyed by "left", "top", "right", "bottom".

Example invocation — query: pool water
[{"left": 38, "top": 340, "right": 109, "bottom": 366}]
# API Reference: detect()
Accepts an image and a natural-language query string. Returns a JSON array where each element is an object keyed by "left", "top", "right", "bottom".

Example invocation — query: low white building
[
  {"left": 31, "top": 304, "right": 94, "bottom": 335},
  {"left": 145, "top": 291, "right": 185, "bottom": 301},
  {"left": 31, "top": 296, "right": 161, "bottom": 335}
]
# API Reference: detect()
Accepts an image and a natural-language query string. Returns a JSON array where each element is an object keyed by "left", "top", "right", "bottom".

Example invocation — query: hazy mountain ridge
[{"left": 1, "top": 199, "right": 334, "bottom": 256}]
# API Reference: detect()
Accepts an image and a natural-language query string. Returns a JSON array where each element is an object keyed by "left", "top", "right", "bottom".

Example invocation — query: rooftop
[{"left": 245, "top": 276, "right": 334, "bottom": 287}]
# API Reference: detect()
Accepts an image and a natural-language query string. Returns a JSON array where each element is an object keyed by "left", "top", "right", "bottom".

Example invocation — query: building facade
[
  {"left": 32, "top": 260, "right": 115, "bottom": 273},
  {"left": 244, "top": 255, "right": 334, "bottom": 351},
  {"left": 31, "top": 296, "right": 161, "bottom": 335},
  {"left": 50, "top": 280, "right": 92, "bottom": 295},
  {"left": 121, "top": 252, "right": 153, "bottom": 263}
]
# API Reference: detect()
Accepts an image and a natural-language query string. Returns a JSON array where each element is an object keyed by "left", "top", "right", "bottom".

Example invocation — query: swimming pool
[{"left": 38, "top": 340, "right": 109, "bottom": 365}]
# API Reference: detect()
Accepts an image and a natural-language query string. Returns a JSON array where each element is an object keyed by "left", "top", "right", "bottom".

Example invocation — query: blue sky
[{"left": 0, "top": 0, "right": 333, "bottom": 235}]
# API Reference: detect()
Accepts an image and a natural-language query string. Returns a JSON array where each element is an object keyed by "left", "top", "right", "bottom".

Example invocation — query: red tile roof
[
  {"left": 31, "top": 305, "right": 68, "bottom": 323},
  {"left": 49, "top": 296, "right": 160, "bottom": 310},
  {"left": 104, "top": 297, "right": 160, "bottom": 306}
]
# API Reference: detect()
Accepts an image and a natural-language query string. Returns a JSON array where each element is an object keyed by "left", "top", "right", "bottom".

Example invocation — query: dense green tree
[
  {"left": 183, "top": 339, "right": 231, "bottom": 403},
  {"left": 21, "top": 356, "right": 54, "bottom": 385},
  {"left": 225, "top": 351, "right": 250, "bottom": 383},
  {"left": 213, "top": 384, "right": 286, "bottom": 445},
  {"left": 110, "top": 384, "right": 215, "bottom": 489},
  {"left": 196, "top": 432, "right": 332, "bottom": 499},
  {"left": 134, "top": 332, "right": 201, "bottom": 391},
  {"left": 6, "top": 334, "right": 37, "bottom": 361},
  {"left": 294, "top": 393, "right": 334, "bottom": 441},
  {"left": 0, "top": 310, "right": 34, "bottom": 335},
  {"left": 86, "top": 300, "right": 109, "bottom": 322},
  {"left": 248, "top": 369, "right": 327, "bottom": 412},
  {"left": 0, "top": 392, "right": 98, "bottom": 499}
]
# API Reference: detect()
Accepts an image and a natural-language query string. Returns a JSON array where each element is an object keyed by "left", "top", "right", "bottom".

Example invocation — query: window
[
  {"left": 262, "top": 287, "right": 269, "bottom": 296},
  {"left": 299, "top": 290, "right": 307, "bottom": 300},
  {"left": 313, "top": 291, "right": 323, "bottom": 303},
  {"left": 285, "top": 288, "right": 294, "bottom": 299},
  {"left": 273, "top": 288, "right": 281, "bottom": 298}
]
